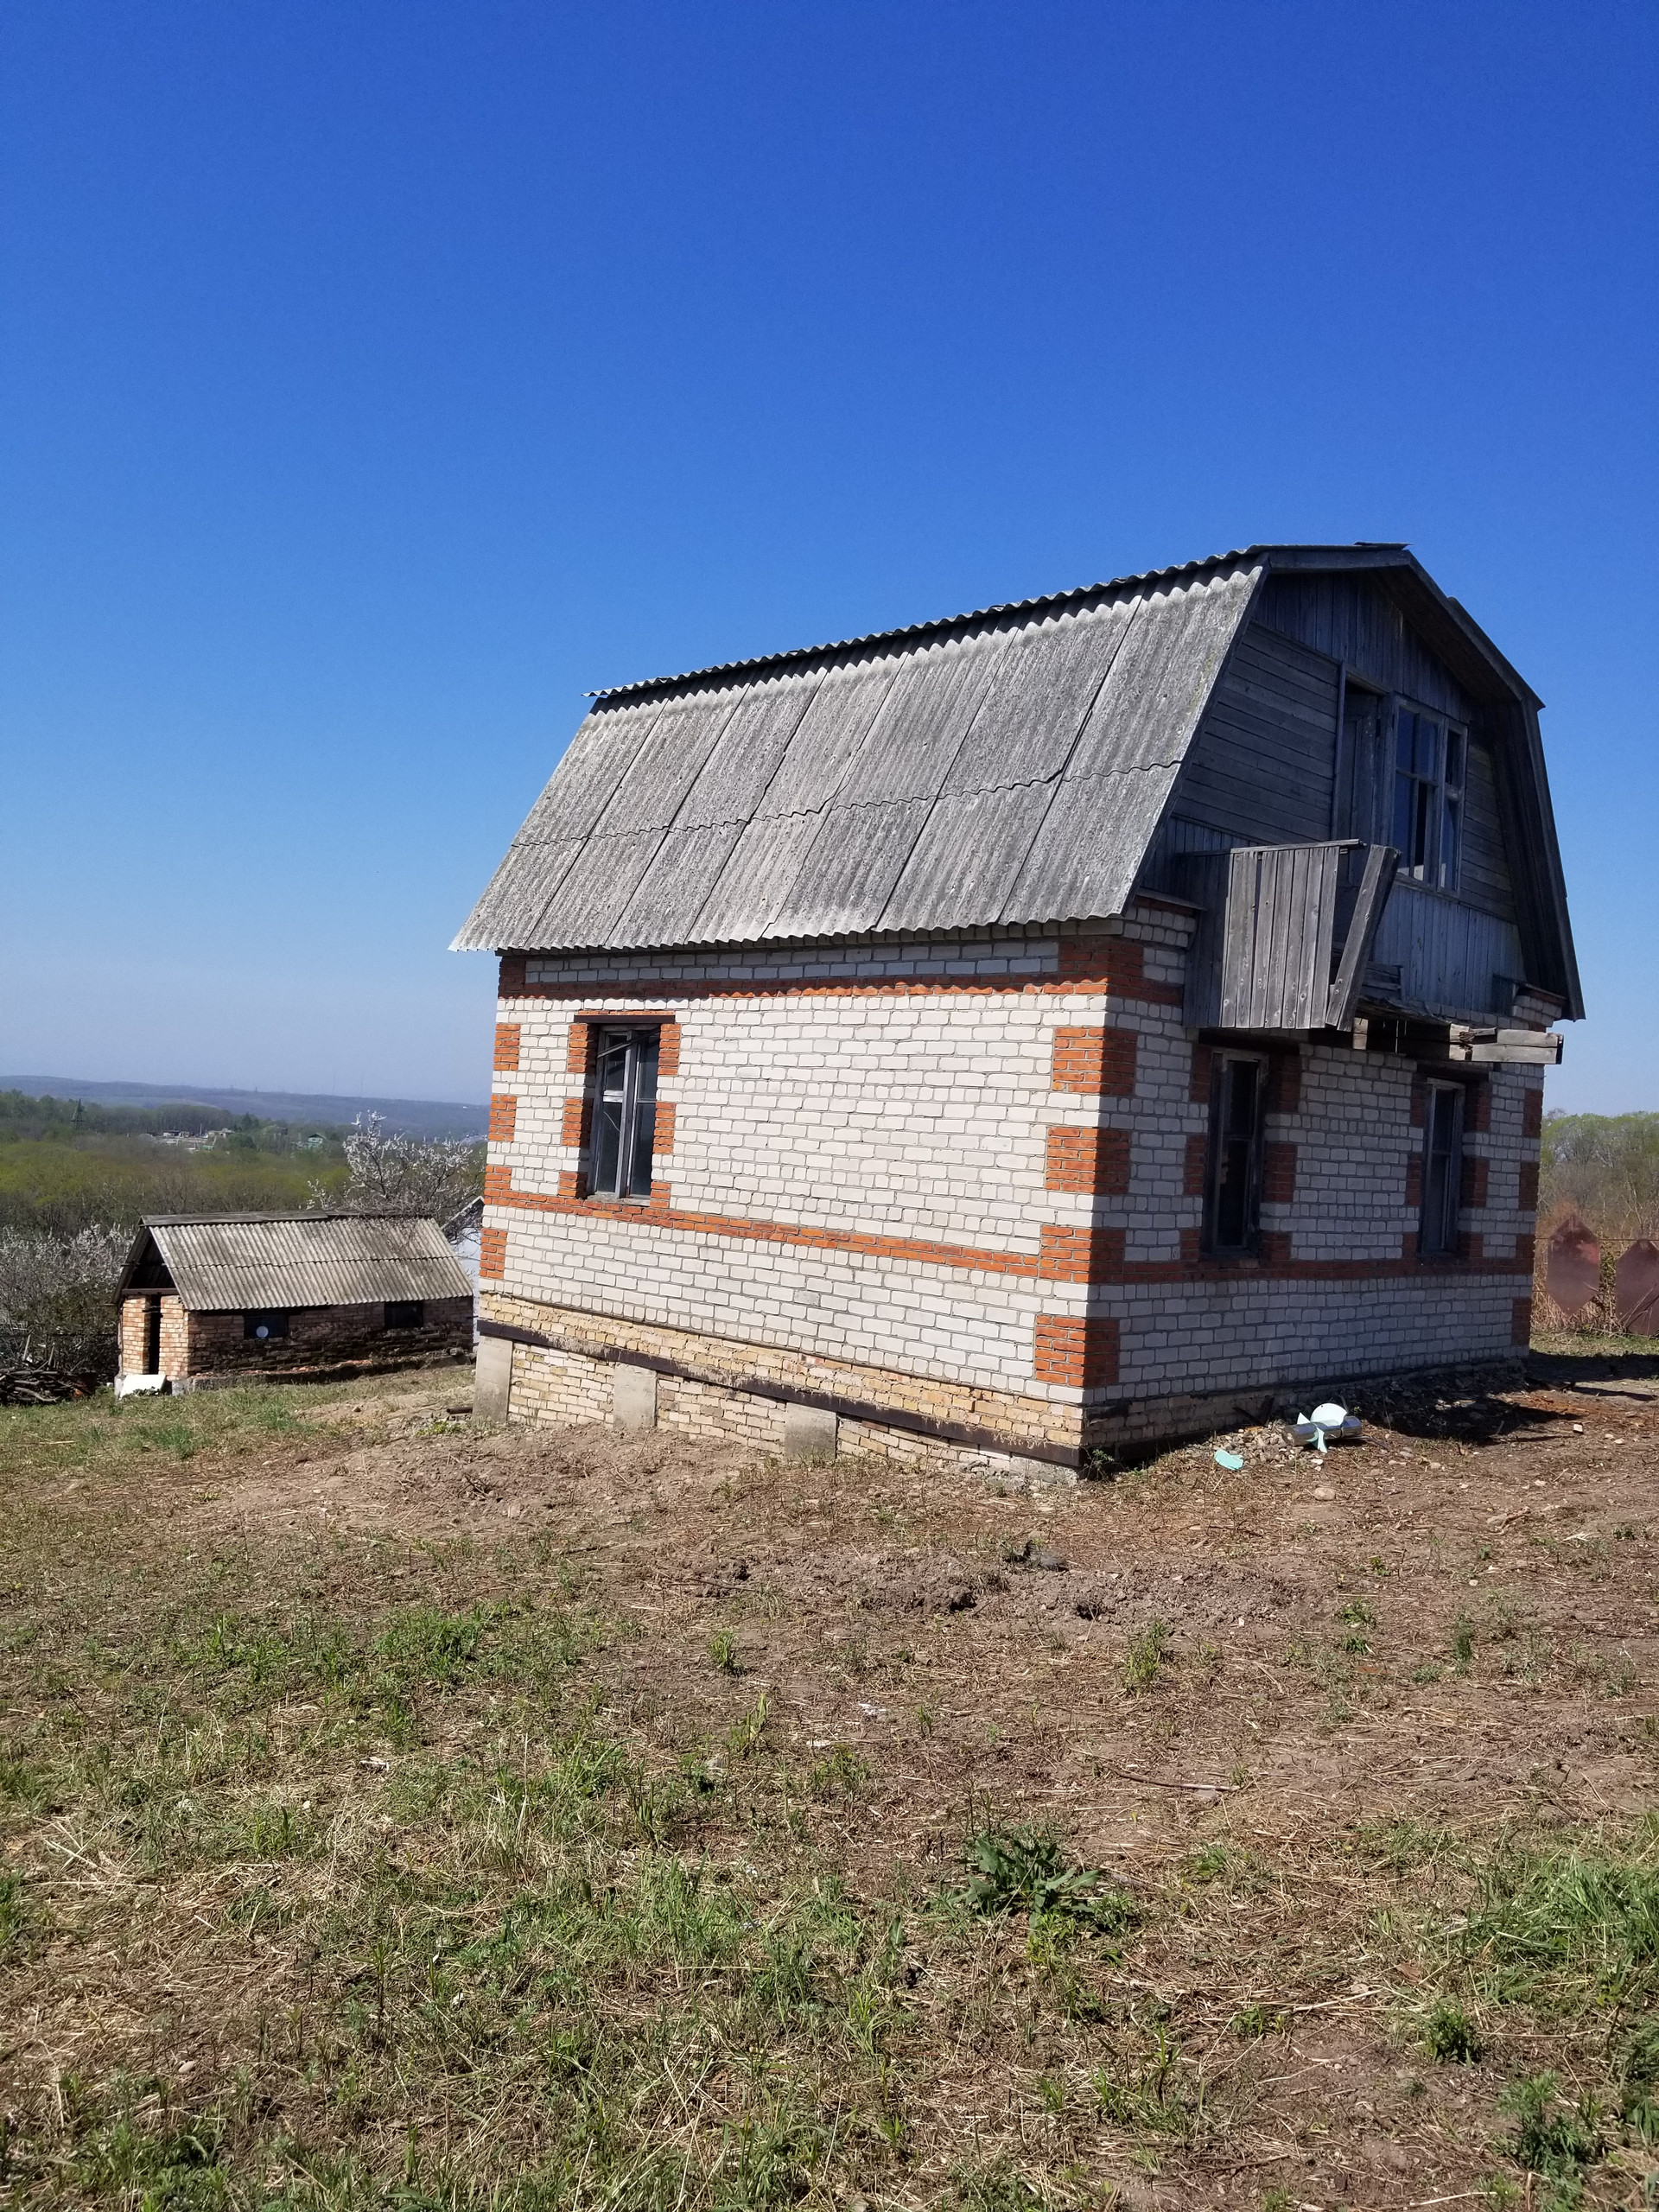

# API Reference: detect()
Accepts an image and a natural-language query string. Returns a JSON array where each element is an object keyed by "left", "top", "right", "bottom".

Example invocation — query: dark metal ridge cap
[{"left": 582, "top": 545, "right": 1312, "bottom": 703}]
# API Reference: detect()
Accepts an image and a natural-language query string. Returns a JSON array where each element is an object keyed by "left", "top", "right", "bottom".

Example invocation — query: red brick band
[{"left": 483, "top": 1178, "right": 1533, "bottom": 1285}]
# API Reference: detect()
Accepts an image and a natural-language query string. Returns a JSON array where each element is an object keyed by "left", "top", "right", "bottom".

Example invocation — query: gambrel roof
[
  {"left": 118, "top": 1212, "right": 473, "bottom": 1313},
  {"left": 454, "top": 544, "right": 1579, "bottom": 1014}
]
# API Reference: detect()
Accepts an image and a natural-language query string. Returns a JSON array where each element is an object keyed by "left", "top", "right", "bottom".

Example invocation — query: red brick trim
[
  {"left": 1056, "top": 937, "right": 1182, "bottom": 1004},
  {"left": 493, "top": 1024, "right": 521, "bottom": 1074},
  {"left": 1183, "top": 1133, "right": 1208, "bottom": 1198},
  {"left": 1522, "top": 1088, "right": 1544, "bottom": 1140},
  {"left": 1512, "top": 1295, "right": 1534, "bottom": 1345},
  {"left": 1409, "top": 1073, "right": 1428, "bottom": 1129},
  {"left": 1045, "top": 1127, "right": 1129, "bottom": 1195},
  {"left": 560, "top": 1097, "right": 588, "bottom": 1149},
  {"left": 1265, "top": 1050, "right": 1302, "bottom": 1117},
  {"left": 1518, "top": 1160, "right": 1539, "bottom": 1212},
  {"left": 485, "top": 1174, "right": 1535, "bottom": 1283},
  {"left": 1189, "top": 1042, "right": 1212, "bottom": 1106},
  {"left": 1405, "top": 1154, "right": 1423, "bottom": 1209},
  {"left": 658, "top": 1025, "right": 681, "bottom": 1077},
  {"left": 556, "top": 1170, "right": 586, "bottom": 1200},
  {"left": 499, "top": 956, "right": 527, "bottom": 997},
  {"left": 480, "top": 1227, "right": 506, "bottom": 1279},
  {"left": 1052, "top": 1027, "right": 1137, "bottom": 1097},
  {"left": 488, "top": 1094, "right": 518, "bottom": 1143},
  {"left": 1039, "top": 1225, "right": 1127, "bottom": 1281},
  {"left": 1033, "top": 1314, "right": 1121, "bottom": 1387},
  {"left": 1261, "top": 1141, "right": 1297, "bottom": 1205},
  {"left": 1465, "top": 1079, "right": 1492, "bottom": 1135},
  {"left": 652, "top": 1101, "right": 677, "bottom": 1154},
  {"left": 1515, "top": 1232, "right": 1535, "bottom": 1274},
  {"left": 1459, "top": 1155, "right": 1489, "bottom": 1209}
]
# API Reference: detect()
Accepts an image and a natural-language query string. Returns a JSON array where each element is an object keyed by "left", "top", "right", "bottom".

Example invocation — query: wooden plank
[{"left": 1326, "top": 844, "right": 1397, "bottom": 1027}]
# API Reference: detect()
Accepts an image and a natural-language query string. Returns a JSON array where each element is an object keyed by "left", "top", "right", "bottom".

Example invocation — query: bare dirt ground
[{"left": 3, "top": 1346, "right": 1656, "bottom": 2209}]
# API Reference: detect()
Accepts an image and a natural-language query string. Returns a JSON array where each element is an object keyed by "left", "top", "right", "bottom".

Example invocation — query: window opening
[
  {"left": 1392, "top": 707, "right": 1465, "bottom": 890},
  {"left": 590, "top": 1027, "right": 660, "bottom": 1199},
  {"left": 1204, "top": 1054, "right": 1265, "bottom": 1255},
  {"left": 1420, "top": 1084, "right": 1465, "bottom": 1257},
  {"left": 385, "top": 1300, "right": 424, "bottom": 1330},
  {"left": 143, "top": 1296, "right": 162, "bottom": 1375},
  {"left": 244, "top": 1310, "right": 290, "bottom": 1342}
]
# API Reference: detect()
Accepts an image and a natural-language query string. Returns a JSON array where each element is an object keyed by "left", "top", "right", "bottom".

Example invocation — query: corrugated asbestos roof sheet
[
  {"left": 125, "top": 1213, "right": 474, "bottom": 1313},
  {"left": 454, "top": 553, "right": 1268, "bottom": 953}
]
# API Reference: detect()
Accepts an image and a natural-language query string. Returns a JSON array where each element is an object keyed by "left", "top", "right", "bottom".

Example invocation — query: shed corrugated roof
[
  {"left": 120, "top": 1213, "right": 474, "bottom": 1313},
  {"left": 454, "top": 555, "right": 1265, "bottom": 953}
]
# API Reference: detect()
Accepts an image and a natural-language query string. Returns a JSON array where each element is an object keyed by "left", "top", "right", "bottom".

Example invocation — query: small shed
[{"left": 116, "top": 1212, "right": 474, "bottom": 1388}]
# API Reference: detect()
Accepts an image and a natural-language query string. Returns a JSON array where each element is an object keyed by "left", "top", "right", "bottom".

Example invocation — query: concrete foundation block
[
  {"left": 783, "top": 1402, "right": 838, "bottom": 1463},
  {"left": 474, "top": 1335, "right": 514, "bottom": 1422},
  {"left": 613, "top": 1363, "right": 658, "bottom": 1434}
]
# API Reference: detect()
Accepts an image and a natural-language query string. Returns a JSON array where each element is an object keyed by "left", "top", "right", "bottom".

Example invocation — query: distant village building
[
  {"left": 455, "top": 544, "right": 1579, "bottom": 1476},
  {"left": 116, "top": 1212, "right": 474, "bottom": 1389}
]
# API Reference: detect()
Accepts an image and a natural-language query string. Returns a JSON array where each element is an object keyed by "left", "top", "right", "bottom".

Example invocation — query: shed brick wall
[
  {"left": 120, "top": 1294, "right": 473, "bottom": 1378},
  {"left": 480, "top": 909, "right": 1546, "bottom": 1462}
]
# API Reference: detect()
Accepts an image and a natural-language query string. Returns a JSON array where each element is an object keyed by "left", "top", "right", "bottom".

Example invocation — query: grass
[
  {"left": 4, "top": 1370, "right": 1659, "bottom": 2205},
  {"left": 1122, "top": 1617, "right": 1170, "bottom": 1694}
]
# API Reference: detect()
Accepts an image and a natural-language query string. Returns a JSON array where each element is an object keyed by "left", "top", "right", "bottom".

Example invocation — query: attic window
[
  {"left": 591, "top": 1026, "right": 660, "bottom": 1199},
  {"left": 244, "top": 1310, "right": 289, "bottom": 1342},
  {"left": 1393, "top": 708, "right": 1465, "bottom": 891}
]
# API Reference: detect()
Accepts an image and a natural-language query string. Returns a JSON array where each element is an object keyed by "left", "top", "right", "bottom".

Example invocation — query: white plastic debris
[
  {"left": 114, "top": 1373, "right": 168, "bottom": 1397},
  {"left": 1291, "top": 1400, "right": 1363, "bottom": 1450},
  {"left": 1214, "top": 1449, "right": 1244, "bottom": 1471}
]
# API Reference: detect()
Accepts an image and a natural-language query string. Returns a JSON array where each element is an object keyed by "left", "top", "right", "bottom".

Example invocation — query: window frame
[
  {"left": 243, "top": 1309, "right": 290, "bottom": 1342},
  {"left": 1418, "top": 1080, "right": 1465, "bottom": 1259},
  {"left": 1202, "top": 1050, "right": 1268, "bottom": 1258},
  {"left": 588, "top": 1023, "right": 661, "bottom": 1201},
  {"left": 1390, "top": 699, "right": 1466, "bottom": 894}
]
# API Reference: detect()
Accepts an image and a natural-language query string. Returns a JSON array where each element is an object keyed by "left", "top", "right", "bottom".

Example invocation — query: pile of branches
[{"left": 0, "top": 1363, "right": 95, "bottom": 1407}]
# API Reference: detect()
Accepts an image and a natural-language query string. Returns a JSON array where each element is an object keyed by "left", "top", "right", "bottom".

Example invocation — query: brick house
[
  {"left": 454, "top": 544, "right": 1579, "bottom": 1476},
  {"left": 116, "top": 1212, "right": 474, "bottom": 1389}
]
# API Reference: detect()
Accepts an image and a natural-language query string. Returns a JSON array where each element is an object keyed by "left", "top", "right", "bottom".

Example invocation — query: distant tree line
[
  {"left": 0, "top": 1099, "right": 483, "bottom": 1379},
  {"left": 1540, "top": 1112, "right": 1659, "bottom": 1248}
]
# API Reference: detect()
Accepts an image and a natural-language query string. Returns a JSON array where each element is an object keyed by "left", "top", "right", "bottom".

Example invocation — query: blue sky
[{"left": 3, "top": 1, "right": 1653, "bottom": 1109}]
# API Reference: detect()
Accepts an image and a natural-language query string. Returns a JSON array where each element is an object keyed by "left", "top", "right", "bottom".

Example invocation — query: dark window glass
[
  {"left": 1391, "top": 706, "right": 1465, "bottom": 890},
  {"left": 243, "top": 1310, "right": 289, "bottom": 1341},
  {"left": 1421, "top": 1084, "right": 1464, "bottom": 1256},
  {"left": 385, "top": 1300, "right": 424, "bottom": 1329},
  {"left": 1205, "top": 1055, "right": 1264, "bottom": 1255},
  {"left": 590, "top": 1027, "right": 660, "bottom": 1199}
]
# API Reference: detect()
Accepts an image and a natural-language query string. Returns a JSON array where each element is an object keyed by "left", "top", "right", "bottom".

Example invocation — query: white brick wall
[{"left": 483, "top": 909, "right": 1544, "bottom": 1453}]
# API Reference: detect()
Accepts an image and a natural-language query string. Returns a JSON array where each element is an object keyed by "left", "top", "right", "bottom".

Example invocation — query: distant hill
[{"left": 2, "top": 1077, "right": 488, "bottom": 1141}]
